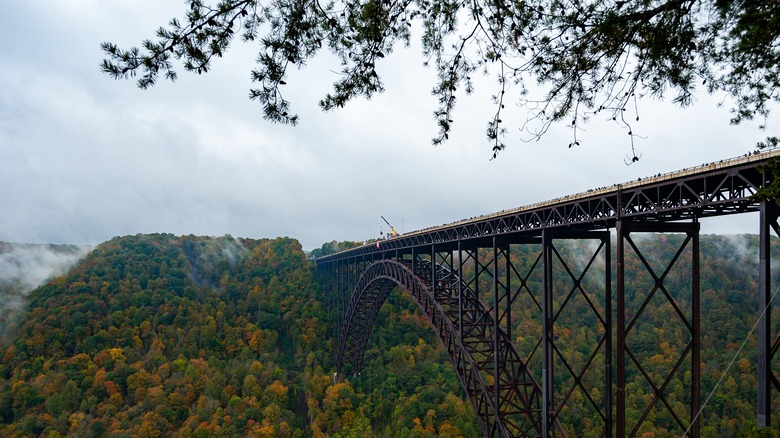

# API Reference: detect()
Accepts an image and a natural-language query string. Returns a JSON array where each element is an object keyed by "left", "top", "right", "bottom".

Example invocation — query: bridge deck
[{"left": 318, "top": 147, "right": 780, "bottom": 262}]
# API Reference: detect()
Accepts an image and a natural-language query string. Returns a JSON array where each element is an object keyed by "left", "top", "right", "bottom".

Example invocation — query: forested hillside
[
  {"left": 0, "top": 233, "right": 778, "bottom": 436},
  {"left": 0, "top": 234, "right": 474, "bottom": 437}
]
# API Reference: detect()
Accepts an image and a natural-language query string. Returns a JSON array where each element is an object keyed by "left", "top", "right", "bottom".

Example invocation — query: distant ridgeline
[{"left": 0, "top": 233, "right": 776, "bottom": 436}]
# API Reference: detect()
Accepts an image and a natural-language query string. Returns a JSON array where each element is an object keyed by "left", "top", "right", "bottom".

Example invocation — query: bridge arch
[{"left": 337, "top": 259, "right": 543, "bottom": 437}]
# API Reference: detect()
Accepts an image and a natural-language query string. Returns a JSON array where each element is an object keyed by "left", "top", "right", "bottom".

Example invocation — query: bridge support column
[
  {"left": 758, "top": 201, "right": 779, "bottom": 428},
  {"left": 616, "top": 220, "right": 701, "bottom": 437},
  {"left": 336, "top": 259, "right": 346, "bottom": 375},
  {"left": 541, "top": 230, "right": 612, "bottom": 437},
  {"left": 616, "top": 221, "right": 626, "bottom": 438},
  {"left": 458, "top": 241, "right": 464, "bottom": 360},
  {"left": 492, "top": 236, "right": 505, "bottom": 433},
  {"left": 541, "top": 231, "right": 554, "bottom": 438}
]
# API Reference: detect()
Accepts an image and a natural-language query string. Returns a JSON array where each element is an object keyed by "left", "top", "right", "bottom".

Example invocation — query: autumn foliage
[
  {"left": 0, "top": 233, "right": 778, "bottom": 435},
  {"left": 0, "top": 234, "right": 476, "bottom": 437}
]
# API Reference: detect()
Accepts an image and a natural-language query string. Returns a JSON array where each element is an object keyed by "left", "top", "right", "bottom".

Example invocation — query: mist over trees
[
  {"left": 0, "top": 243, "right": 91, "bottom": 343},
  {"left": 102, "top": 0, "right": 779, "bottom": 158}
]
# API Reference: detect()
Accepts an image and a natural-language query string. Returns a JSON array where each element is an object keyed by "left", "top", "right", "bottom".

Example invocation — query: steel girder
[{"left": 336, "top": 258, "right": 543, "bottom": 437}]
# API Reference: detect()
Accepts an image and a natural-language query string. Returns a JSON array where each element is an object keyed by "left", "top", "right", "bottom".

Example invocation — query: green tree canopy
[{"left": 102, "top": 0, "right": 779, "bottom": 158}]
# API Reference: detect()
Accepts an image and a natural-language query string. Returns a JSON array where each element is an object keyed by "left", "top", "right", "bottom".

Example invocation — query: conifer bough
[{"left": 101, "top": 0, "right": 779, "bottom": 158}]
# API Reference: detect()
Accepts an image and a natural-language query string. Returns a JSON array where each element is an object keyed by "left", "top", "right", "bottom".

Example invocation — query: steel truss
[
  {"left": 616, "top": 221, "right": 700, "bottom": 437},
  {"left": 336, "top": 254, "right": 543, "bottom": 437},
  {"left": 330, "top": 232, "right": 614, "bottom": 437},
  {"left": 540, "top": 231, "right": 612, "bottom": 437},
  {"left": 317, "top": 153, "right": 776, "bottom": 263},
  {"left": 317, "top": 151, "right": 780, "bottom": 436}
]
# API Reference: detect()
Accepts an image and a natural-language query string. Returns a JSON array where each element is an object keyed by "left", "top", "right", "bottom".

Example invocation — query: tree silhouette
[{"left": 102, "top": 0, "right": 779, "bottom": 158}]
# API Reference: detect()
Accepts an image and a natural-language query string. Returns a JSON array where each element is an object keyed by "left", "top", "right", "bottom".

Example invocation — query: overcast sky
[{"left": 1, "top": 1, "right": 775, "bottom": 250}]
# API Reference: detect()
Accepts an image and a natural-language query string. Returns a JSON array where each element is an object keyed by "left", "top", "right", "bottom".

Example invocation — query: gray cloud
[{"left": 0, "top": 1, "right": 775, "bottom": 251}]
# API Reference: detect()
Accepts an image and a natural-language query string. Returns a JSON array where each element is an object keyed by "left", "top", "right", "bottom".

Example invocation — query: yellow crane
[{"left": 381, "top": 216, "right": 398, "bottom": 237}]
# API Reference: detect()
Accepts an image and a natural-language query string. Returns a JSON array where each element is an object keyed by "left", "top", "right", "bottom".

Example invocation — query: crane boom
[{"left": 381, "top": 216, "right": 398, "bottom": 237}]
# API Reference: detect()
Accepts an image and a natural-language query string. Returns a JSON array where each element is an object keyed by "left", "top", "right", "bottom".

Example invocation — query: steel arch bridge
[{"left": 316, "top": 149, "right": 780, "bottom": 437}]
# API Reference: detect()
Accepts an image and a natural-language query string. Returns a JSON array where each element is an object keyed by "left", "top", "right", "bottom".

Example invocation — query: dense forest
[
  {"left": 0, "top": 233, "right": 778, "bottom": 436},
  {"left": 0, "top": 235, "right": 474, "bottom": 437}
]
